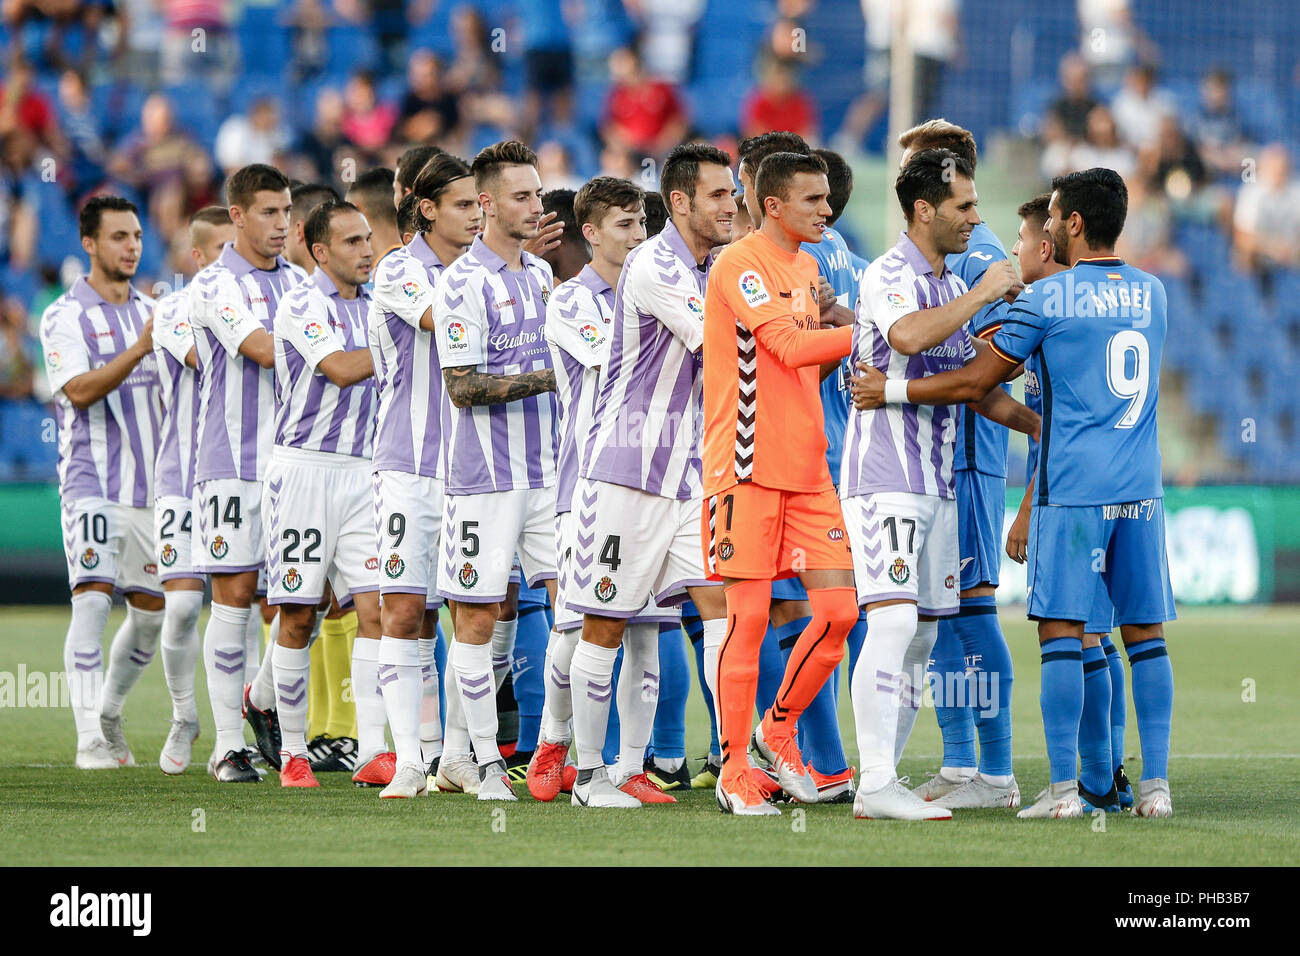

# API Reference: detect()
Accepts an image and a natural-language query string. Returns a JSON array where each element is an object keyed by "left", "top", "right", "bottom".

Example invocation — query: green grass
[{"left": 1, "top": 605, "right": 1297, "bottom": 866}]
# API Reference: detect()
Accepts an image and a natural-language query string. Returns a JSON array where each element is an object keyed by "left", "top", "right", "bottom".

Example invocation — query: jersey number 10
[{"left": 1105, "top": 329, "right": 1150, "bottom": 429}]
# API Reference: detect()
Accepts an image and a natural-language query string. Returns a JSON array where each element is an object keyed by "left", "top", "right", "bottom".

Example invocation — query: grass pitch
[{"left": 1, "top": 604, "right": 1296, "bottom": 866}]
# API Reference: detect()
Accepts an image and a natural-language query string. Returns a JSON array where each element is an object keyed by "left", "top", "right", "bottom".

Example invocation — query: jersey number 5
[{"left": 1106, "top": 329, "right": 1150, "bottom": 429}]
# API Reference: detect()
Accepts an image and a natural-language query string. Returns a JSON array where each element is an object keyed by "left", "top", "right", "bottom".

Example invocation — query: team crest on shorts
[
  {"left": 161, "top": 543, "right": 177, "bottom": 567},
  {"left": 718, "top": 537, "right": 735, "bottom": 561},
  {"left": 210, "top": 535, "right": 229, "bottom": 559},
  {"left": 79, "top": 548, "right": 99, "bottom": 570},
  {"left": 283, "top": 567, "right": 303, "bottom": 592},
  {"left": 385, "top": 554, "right": 406, "bottom": 579},
  {"left": 594, "top": 576, "right": 617, "bottom": 603},
  {"left": 458, "top": 562, "right": 479, "bottom": 589},
  {"left": 888, "top": 558, "right": 910, "bottom": 585}
]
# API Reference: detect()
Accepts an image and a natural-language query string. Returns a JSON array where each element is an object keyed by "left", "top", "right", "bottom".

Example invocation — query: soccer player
[
  {"left": 433, "top": 140, "right": 559, "bottom": 802},
  {"left": 561, "top": 144, "right": 736, "bottom": 809},
  {"left": 154, "top": 206, "right": 235, "bottom": 773},
  {"left": 853, "top": 167, "right": 1175, "bottom": 819},
  {"left": 841, "top": 150, "right": 1031, "bottom": 820},
  {"left": 1004, "top": 193, "right": 1132, "bottom": 813},
  {"left": 189, "top": 164, "right": 306, "bottom": 783},
  {"left": 370, "top": 151, "right": 481, "bottom": 792},
  {"left": 264, "top": 199, "right": 386, "bottom": 789},
  {"left": 397, "top": 193, "right": 421, "bottom": 245},
  {"left": 702, "top": 151, "right": 863, "bottom": 815},
  {"left": 347, "top": 167, "right": 402, "bottom": 262},
  {"left": 285, "top": 182, "right": 340, "bottom": 274},
  {"left": 41, "top": 196, "right": 163, "bottom": 770},
  {"left": 539, "top": 187, "right": 587, "bottom": 282},
  {"left": 394, "top": 144, "right": 444, "bottom": 207},
  {"left": 530, "top": 175, "right": 677, "bottom": 804},
  {"left": 896, "top": 120, "right": 1023, "bottom": 810}
]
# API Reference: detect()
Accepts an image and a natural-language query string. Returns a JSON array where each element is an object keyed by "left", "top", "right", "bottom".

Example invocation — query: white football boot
[
  {"left": 1016, "top": 781, "right": 1084, "bottom": 819},
  {"left": 854, "top": 778, "right": 953, "bottom": 820}
]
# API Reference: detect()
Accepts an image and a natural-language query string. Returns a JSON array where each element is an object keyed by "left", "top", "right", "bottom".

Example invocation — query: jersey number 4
[{"left": 1106, "top": 329, "right": 1150, "bottom": 429}]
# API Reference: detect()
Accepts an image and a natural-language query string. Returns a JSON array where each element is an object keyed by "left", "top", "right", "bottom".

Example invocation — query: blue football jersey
[
  {"left": 1022, "top": 350, "right": 1043, "bottom": 486},
  {"left": 802, "top": 228, "right": 860, "bottom": 482},
  {"left": 991, "top": 257, "right": 1167, "bottom": 506},
  {"left": 947, "top": 222, "right": 1011, "bottom": 478}
]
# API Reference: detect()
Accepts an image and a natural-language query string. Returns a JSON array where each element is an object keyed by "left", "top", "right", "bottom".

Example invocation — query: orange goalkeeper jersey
[{"left": 702, "top": 229, "right": 853, "bottom": 497}]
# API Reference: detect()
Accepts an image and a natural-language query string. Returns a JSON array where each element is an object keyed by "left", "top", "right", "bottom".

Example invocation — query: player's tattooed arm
[{"left": 443, "top": 366, "right": 557, "bottom": 408}]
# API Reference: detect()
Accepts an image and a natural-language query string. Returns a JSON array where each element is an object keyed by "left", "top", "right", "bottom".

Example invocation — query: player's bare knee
[
  {"left": 277, "top": 604, "right": 315, "bottom": 648},
  {"left": 1120, "top": 623, "right": 1164, "bottom": 646},
  {"left": 382, "top": 594, "right": 425, "bottom": 640},
  {"left": 580, "top": 613, "right": 625, "bottom": 649}
]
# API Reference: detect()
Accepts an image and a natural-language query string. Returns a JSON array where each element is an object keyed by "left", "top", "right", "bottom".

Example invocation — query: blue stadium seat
[{"left": 0, "top": 399, "right": 57, "bottom": 480}]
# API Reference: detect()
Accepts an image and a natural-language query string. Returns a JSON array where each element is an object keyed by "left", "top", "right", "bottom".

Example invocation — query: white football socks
[
  {"left": 351, "top": 636, "right": 388, "bottom": 761},
  {"left": 895, "top": 619, "right": 939, "bottom": 766},
  {"left": 701, "top": 617, "right": 726, "bottom": 712},
  {"left": 851, "top": 602, "right": 918, "bottom": 792},
  {"left": 490, "top": 617, "right": 518, "bottom": 690},
  {"left": 204, "top": 602, "right": 251, "bottom": 755},
  {"left": 273, "top": 643, "right": 310, "bottom": 759},
  {"left": 160, "top": 589, "right": 203, "bottom": 723},
  {"left": 379, "top": 636, "right": 423, "bottom": 769},
  {"left": 100, "top": 604, "right": 163, "bottom": 719},
  {"left": 614, "top": 622, "right": 660, "bottom": 784},
  {"left": 243, "top": 607, "right": 264, "bottom": 687},
  {"left": 248, "top": 612, "right": 280, "bottom": 713},
  {"left": 452, "top": 640, "right": 500, "bottom": 767},
  {"left": 539, "top": 627, "right": 579, "bottom": 744},
  {"left": 570, "top": 639, "right": 619, "bottom": 771},
  {"left": 65, "top": 590, "right": 112, "bottom": 746},
  {"left": 442, "top": 638, "right": 472, "bottom": 758},
  {"left": 418, "top": 635, "right": 443, "bottom": 764}
]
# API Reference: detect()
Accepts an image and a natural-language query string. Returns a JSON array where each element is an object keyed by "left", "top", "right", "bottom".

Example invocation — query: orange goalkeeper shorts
[{"left": 702, "top": 483, "right": 851, "bottom": 581}]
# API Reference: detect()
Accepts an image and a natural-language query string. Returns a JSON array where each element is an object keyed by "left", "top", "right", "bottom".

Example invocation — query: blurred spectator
[
  {"left": 1139, "top": 115, "right": 1210, "bottom": 214},
  {"left": 369, "top": 0, "right": 409, "bottom": 73},
  {"left": 741, "top": 55, "right": 819, "bottom": 142},
  {"left": 602, "top": 45, "right": 688, "bottom": 159},
  {"left": 1110, "top": 64, "right": 1175, "bottom": 152},
  {"left": 340, "top": 71, "right": 397, "bottom": 158},
  {"left": 178, "top": 144, "right": 221, "bottom": 220},
  {"left": 0, "top": 292, "right": 35, "bottom": 399},
  {"left": 1044, "top": 103, "right": 1135, "bottom": 180},
  {"left": 0, "top": 57, "right": 63, "bottom": 155},
  {"left": 1190, "top": 69, "right": 1253, "bottom": 180},
  {"left": 298, "top": 87, "right": 349, "bottom": 182},
  {"left": 0, "top": 133, "right": 36, "bottom": 270},
  {"left": 286, "top": 0, "right": 332, "bottom": 84},
  {"left": 108, "top": 92, "right": 196, "bottom": 238},
  {"left": 116, "top": 0, "right": 166, "bottom": 85},
  {"left": 444, "top": 5, "right": 515, "bottom": 134},
  {"left": 521, "top": 0, "right": 575, "bottom": 134},
  {"left": 537, "top": 139, "right": 584, "bottom": 191},
  {"left": 1043, "top": 53, "right": 1100, "bottom": 146},
  {"left": 56, "top": 68, "right": 107, "bottom": 195},
  {"left": 1233, "top": 144, "right": 1300, "bottom": 276},
  {"left": 833, "top": 0, "right": 896, "bottom": 153},
  {"left": 398, "top": 50, "right": 461, "bottom": 147},
  {"left": 161, "top": 0, "right": 234, "bottom": 90},
  {"left": 2, "top": 0, "right": 116, "bottom": 74},
  {"left": 622, "top": 0, "right": 704, "bottom": 85},
  {"left": 1115, "top": 173, "right": 1189, "bottom": 278},
  {"left": 1077, "top": 0, "right": 1148, "bottom": 89},
  {"left": 215, "top": 97, "right": 290, "bottom": 176},
  {"left": 597, "top": 141, "right": 638, "bottom": 180}
]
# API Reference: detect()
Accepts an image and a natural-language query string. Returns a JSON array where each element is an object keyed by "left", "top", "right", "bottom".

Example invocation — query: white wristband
[{"left": 884, "top": 379, "right": 910, "bottom": 404}]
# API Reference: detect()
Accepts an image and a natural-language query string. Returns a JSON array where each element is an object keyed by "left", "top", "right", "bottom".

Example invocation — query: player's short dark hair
[
  {"left": 304, "top": 199, "right": 363, "bottom": 261},
  {"left": 396, "top": 145, "right": 446, "bottom": 195},
  {"left": 396, "top": 193, "right": 422, "bottom": 240},
  {"left": 1050, "top": 168, "right": 1128, "bottom": 248},
  {"left": 346, "top": 168, "right": 398, "bottom": 228},
  {"left": 813, "top": 148, "right": 854, "bottom": 225},
  {"left": 898, "top": 119, "right": 978, "bottom": 170},
  {"left": 574, "top": 177, "right": 644, "bottom": 230},
  {"left": 291, "top": 182, "right": 340, "bottom": 222},
  {"left": 895, "top": 148, "right": 973, "bottom": 221},
  {"left": 541, "top": 188, "right": 583, "bottom": 246},
  {"left": 754, "top": 151, "right": 828, "bottom": 207},
  {"left": 737, "top": 131, "right": 810, "bottom": 179},
  {"left": 79, "top": 195, "right": 139, "bottom": 238},
  {"left": 642, "top": 192, "right": 668, "bottom": 236},
  {"left": 1017, "top": 193, "right": 1052, "bottom": 232},
  {"left": 226, "top": 163, "right": 291, "bottom": 210},
  {"left": 189, "top": 205, "right": 231, "bottom": 229},
  {"left": 660, "top": 143, "right": 732, "bottom": 209},
  {"left": 471, "top": 140, "right": 538, "bottom": 192}
]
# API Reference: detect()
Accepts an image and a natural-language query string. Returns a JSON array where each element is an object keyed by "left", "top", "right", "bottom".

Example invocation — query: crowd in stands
[{"left": 0, "top": 0, "right": 1298, "bottom": 481}]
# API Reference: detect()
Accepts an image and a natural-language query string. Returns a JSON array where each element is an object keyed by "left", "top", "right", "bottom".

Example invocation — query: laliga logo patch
[
  {"left": 173, "top": 321, "right": 191, "bottom": 337},
  {"left": 218, "top": 305, "right": 239, "bottom": 327},
  {"left": 385, "top": 554, "right": 405, "bottom": 579},
  {"left": 210, "top": 535, "right": 229, "bottom": 559},
  {"left": 302, "top": 322, "right": 325, "bottom": 342},
  {"left": 283, "top": 567, "right": 303, "bottom": 592},
  {"left": 446, "top": 321, "right": 469, "bottom": 351},
  {"left": 578, "top": 324, "right": 600, "bottom": 344},
  {"left": 684, "top": 293, "right": 704, "bottom": 315},
  {"left": 401, "top": 281, "right": 421, "bottom": 299},
  {"left": 47, "top": 351, "right": 61, "bottom": 371},
  {"left": 885, "top": 291, "right": 907, "bottom": 309},
  {"left": 594, "top": 575, "right": 618, "bottom": 603},
  {"left": 160, "top": 543, "right": 177, "bottom": 567},
  {"left": 79, "top": 548, "right": 99, "bottom": 570},
  {"left": 718, "top": 537, "right": 735, "bottom": 561},
  {"left": 458, "top": 561, "right": 478, "bottom": 588},
  {"left": 739, "top": 271, "right": 770, "bottom": 307},
  {"left": 888, "top": 557, "right": 910, "bottom": 585}
]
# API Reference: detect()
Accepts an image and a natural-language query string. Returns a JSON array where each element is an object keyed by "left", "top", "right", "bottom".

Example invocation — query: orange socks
[
  {"left": 717, "top": 578, "right": 772, "bottom": 785},
  {"left": 766, "top": 586, "right": 858, "bottom": 735}
]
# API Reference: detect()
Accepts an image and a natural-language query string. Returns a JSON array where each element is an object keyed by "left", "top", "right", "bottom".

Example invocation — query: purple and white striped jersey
[
  {"left": 582, "top": 221, "right": 710, "bottom": 501},
  {"left": 190, "top": 243, "right": 307, "bottom": 483},
  {"left": 152, "top": 288, "right": 200, "bottom": 500},
  {"left": 40, "top": 278, "right": 160, "bottom": 506},
  {"left": 546, "top": 264, "right": 615, "bottom": 515},
  {"left": 368, "top": 232, "right": 452, "bottom": 478},
  {"left": 841, "top": 232, "right": 977, "bottom": 500},
  {"left": 273, "top": 268, "right": 376, "bottom": 458},
  {"left": 433, "top": 235, "right": 557, "bottom": 495}
]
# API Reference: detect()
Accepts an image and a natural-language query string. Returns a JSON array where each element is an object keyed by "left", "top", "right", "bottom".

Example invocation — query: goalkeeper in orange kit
[{"left": 701, "top": 151, "right": 860, "bottom": 815}]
